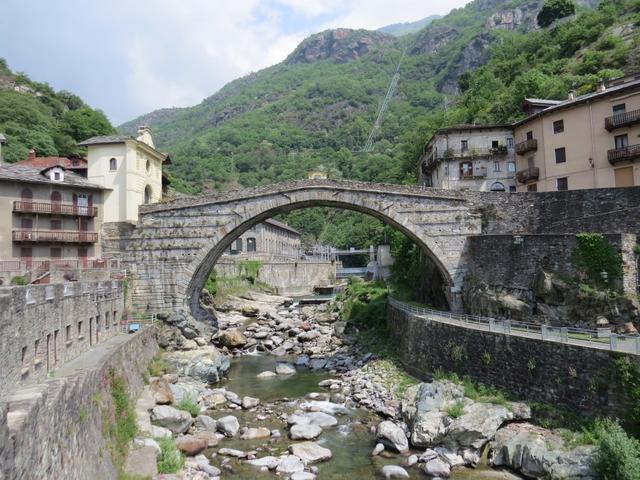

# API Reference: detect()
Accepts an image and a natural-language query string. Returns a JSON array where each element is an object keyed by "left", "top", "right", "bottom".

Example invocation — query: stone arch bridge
[{"left": 122, "top": 180, "right": 486, "bottom": 321}]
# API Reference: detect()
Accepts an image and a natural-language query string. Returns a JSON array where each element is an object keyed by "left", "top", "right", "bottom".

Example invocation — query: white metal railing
[
  {"left": 389, "top": 297, "right": 640, "bottom": 355},
  {"left": 121, "top": 313, "right": 157, "bottom": 334}
]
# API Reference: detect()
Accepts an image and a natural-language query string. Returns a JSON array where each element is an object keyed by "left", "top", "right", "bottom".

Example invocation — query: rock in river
[
  {"left": 217, "top": 415, "right": 240, "bottom": 437},
  {"left": 290, "top": 423, "right": 323, "bottom": 440},
  {"left": 376, "top": 421, "right": 409, "bottom": 453},
  {"left": 289, "top": 441, "right": 333, "bottom": 464},
  {"left": 175, "top": 434, "right": 207, "bottom": 456},
  {"left": 380, "top": 465, "right": 410, "bottom": 479},
  {"left": 277, "top": 455, "right": 305, "bottom": 474},
  {"left": 276, "top": 362, "right": 297, "bottom": 375},
  {"left": 150, "top": 405, "right": 193, "bottom": 434},
  {"left": 219, "top": 329, "right": 247, "bottom": 348}
]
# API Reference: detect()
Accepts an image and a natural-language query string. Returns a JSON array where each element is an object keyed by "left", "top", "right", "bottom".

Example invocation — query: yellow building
[
  {"left": 80, "top": 126, "right": 170, "bottom": 224},
  {"left": 514, "top": 78, "right": 640, "bottom": 192}
]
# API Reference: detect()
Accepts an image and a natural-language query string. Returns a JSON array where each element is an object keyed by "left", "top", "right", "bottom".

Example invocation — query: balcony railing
[
  {"left": 515, "top": 138, "right": 538, "bottom": 155},
  {"left": 516, "top": 167, "right": 540, "bottom": 183},
  {"left": 608, "top": 144, "right": 640, "bottom": 165},
  {"left": 441, "top": 147, "right": 509, "bottom": 159},
  {"left": 605, "top": 109, "right": 640, "bottom": 131},
  {"left": 460, "top": 167, "right": 487, "bottom": 179},
  {"left": 12, "top": 230, "right": 99, "bottom": 243},
  {"left": 13, "top": 201, "right": 97, "bottom": 217}
]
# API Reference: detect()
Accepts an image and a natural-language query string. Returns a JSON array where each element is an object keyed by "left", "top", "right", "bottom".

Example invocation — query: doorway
[
  {"left": 53, "top": 330, "right": 59, "bottom": 366},
  {"left": 89, "top": 317, "right": 94, "bottom": 346}
]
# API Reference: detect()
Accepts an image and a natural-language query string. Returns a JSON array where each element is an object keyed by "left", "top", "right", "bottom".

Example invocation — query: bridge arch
[{"left": 131, "top": 181, "right": 477, "bottom": 321}]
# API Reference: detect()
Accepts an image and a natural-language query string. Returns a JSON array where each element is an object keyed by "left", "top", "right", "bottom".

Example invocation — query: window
[
  {"left": 615, "top": 134, "right": 629, "bottom": 149},
  {"left": 490, "top": 182, "right": 506, "bottom": 192},
  {"left": 492, "top": 140, "right": 500, "bottom": 149},
  {"left": 78, "top": 321, "right": 83, "bottom": 338},
  {"left": 34, "top": 339, "right": 39, "bottom": 363},
  {"left": 553, "top": 120, "right": 564, "bottom": 134},
  {"left": 509, "top": 186, "right": 517, "bottom": 192},
  {"left": 557, "top": 177, "right": 568, "bottom": 191},
  {"left": 613, "top": 103, "right": 626, "bottom": 115},
  {"left": 444, "top": 164, "right": 449, "bottom": 176},
  {"left": 50, "top": 247, "right": 61, "bottom": 258},
  {"left": 105, "top": 312, "right": 110, "bottom": 330},
  {"left": 527, "top": 157, "right": 535, "bottom": 169},
  {"left": 459, "top": 161, "right": 473, "bottom": 177},
  {"left": 507, "top": 138, "right": 514, "bottom": 149},
  {"left": 146, "top": 159, "right": 150, "bottom": 172},
  {"left": 507, "top": 161, "right": 516, "bottom": 173},
  {"left": 113, "top": 311, "right": 118, "bottom": 326},
  {"left": 21, "top": 218, "right": 33, "bottom": 229},
  {"left": 144, "top": 185, "right": 152, "bottom": 204},
  {"left": 65, "top": 325, "right": 71, "bottom": 342},
  {"left": 461, "top": 140, "right": 468, "bottom": 152},
  {"left": 526, "top": 131, "right": 533, "bottom": 141},
  {"left": 527, "top": 184, "right": 538, "bottom": 192},
  {"left": 493, "top": 161, "right": 501, "bottom": 172},
  {"left": 21, "top": 188, "right": 33, "bottom": 201},
  {"left": 247, "top": 238, "right": 257, "bottom": 252},
  {"left": 109, "top": 158, "right": 117, "bottom": 171},
  {"left": 234, "top": 238, "right": 243, "bottom": 253},
  {"left": 21, "top": 346, "right": 27, "bottom": 366},
  {"left": 51, "top": 191, "right": 62, "bottom": 203},
  {"left": 50, "top": 219, "right": 61, "bottom": 230},
  {"left": 555, "top": 147, "right": 566, "bottom": 164}
]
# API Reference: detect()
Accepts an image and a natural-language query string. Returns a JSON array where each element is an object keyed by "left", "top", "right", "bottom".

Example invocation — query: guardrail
[
  {"left": 389, "top": 297, "right": 640, "bottom": 355},
  {"left": 121, "top": 313, "right": 157, "bottom": 334}
]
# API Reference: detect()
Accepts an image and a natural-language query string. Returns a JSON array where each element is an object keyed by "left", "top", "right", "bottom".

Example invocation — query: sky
[{"left": 0, "top": 0, "right": 470, "bottom": 125}]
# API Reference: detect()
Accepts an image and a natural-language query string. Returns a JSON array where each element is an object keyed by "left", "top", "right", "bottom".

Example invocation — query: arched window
[
  {"left": 490, "top": 182, "right": 506, "bottom": 192},
  {"left": 109, "top": 158, "right": 117, "bottom": 171},
  {"left": 51, "top": 191, "right": 61, "bottom": 202},
  {"left": 146, "top": 159, "right": 150, "bottom": 173},
  {"left": 21, "top": 188, "right": 33, "bottom": 201},
  {"left": 247, "top": 238, "right": 257, "bottom": 252},
  {"left": 144, "top": 185, "right": 152, "bottom": 204}
]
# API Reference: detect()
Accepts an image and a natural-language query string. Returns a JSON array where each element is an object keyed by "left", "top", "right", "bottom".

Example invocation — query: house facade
[
  {"left": 225, "top": 218, "right": 302, "bottom": 261},
  {"left": 514, "top": 78, "right": 640, "bottom": 192},
  {"left": 418, "top": 125, "right": 517, "bottom": 192}
]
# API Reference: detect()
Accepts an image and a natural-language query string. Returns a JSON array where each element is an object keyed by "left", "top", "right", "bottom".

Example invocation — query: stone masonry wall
[
  {"left": 0, "top": 280, "right": 125, "bottom": 396},
  {"left": 387, "top": 303, "right": 638, "bottom": 416},
  {"left": 0, "top": 327, "right": 157, "bottom": 480},
  {"left": 215, "top": 260, "right": 337, "bottom": 295}
]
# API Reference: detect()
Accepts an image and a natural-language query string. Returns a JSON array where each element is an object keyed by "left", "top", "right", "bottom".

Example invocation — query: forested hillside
[
  {"left": 0, "top": 59, "right": 114, "bottom": 162},
  {"left": 119, "top": 0, "right": 639, "bottom": 257}
]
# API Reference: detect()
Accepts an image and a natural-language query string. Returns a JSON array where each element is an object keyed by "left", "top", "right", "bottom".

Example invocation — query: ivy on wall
[{"left": 571, "top": 233, "right": 623, "bottom": 290}]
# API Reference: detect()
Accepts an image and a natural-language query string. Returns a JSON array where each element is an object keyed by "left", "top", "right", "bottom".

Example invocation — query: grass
[
  {"left": 156, "top": 437, "right": 185, "bottom": 474},
  {"left": 207, "top": 275, "right": 275, "bottom": 302},
  {"left": 147, "top": 351, "right": 168, "bottom": 377},
  {"left": 432, "top": 369, "right": 513, "bottom": 408},
  {"left": 176, "top": 395, "right": 200, "bottom": 417},
  {"left": 447, "top": 401, "right": 465, "bottom": 419}
]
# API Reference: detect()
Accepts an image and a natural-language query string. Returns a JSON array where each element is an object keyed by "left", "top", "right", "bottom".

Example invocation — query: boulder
[
  {"left": 242, "top": 396, "right": 260, "bottom": 409},
  {"left": 304, "top": 412, "right": 338, "bottom": 428},
  {"left": 376, "top": 421, "right": 409, "bottom": 453},
  {"left": 380, "top": 465, "right": 410, "bottom": 479},
  {"left": 217, "top": 415, "right": 240, "bottom": 437},
  {"left": 150, "top": 425, "right": 173, "bottom": 438},
  {"left": 246, "top": 456, "right": 279, "bottom": 469},
  {"left": 289, "top": 441, "right": 333, "bottom": 464},
  {"left": 372, "top": 443, "right": 385, "bottom": 456},
  {"left": 194, "top": 414, "right": 217, "bottom": 432},
  {"left": 150, "top": 377, "right": 174, "bottom": 405},
  {"left": 194, "top": 430, "right": 221, "bottom": 447},
  {"left": 276, "top": 362, "right": 297, "bottom": 375},
  {"left": 218, "top": 448, "right": 247, "bottom": 458},
  {"left": 423, "top": 458, "right": 451, "bottom": 477},
  {"left": 241, "top": 306, "right": 259, "bottom": 317},
  {"left": 276, "top": 455, "right": 305, "bottom": 474},
  {"left": 291, "top": 472, "right": 316, "bottom": 480},
  {"left": 257, "top": 371, "right": 277, "bottom": 378},
  {"left": 219, "top": 329, "right": 247, "bottom": 348},
  {"left": 290, "top": 423, "right": 322, "bottom": 440},
  {"left": 150, "top": 405, "right": 193, "bottom": 434},
  {"left": 241, "top": 427, "right": 271, "bottom": 440},
  {"left": 175, "top": 435, "right": 207, "bottom": 456}
]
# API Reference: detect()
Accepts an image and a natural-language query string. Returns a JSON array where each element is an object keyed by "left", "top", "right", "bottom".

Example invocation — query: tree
[
  {"left": 60, "top": 107, "right": 114, "bottom": 142},
  {"left": 537, "top": 0, "right": 576, "bottom": 28}
]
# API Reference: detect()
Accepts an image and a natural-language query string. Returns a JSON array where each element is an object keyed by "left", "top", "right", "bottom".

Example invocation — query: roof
[
  {"left": 16, "top": 156, "right": 87, "bottom": 170},
  {"left": 523, "top": 98, "right": 562, "bottom": 107},
  {"left": 78, "top": 134, "right": 171, "bottom": 163},
  {"left": 0, "top": 163, "right": 104, "bottom": 190},
  {"left": 515, "top": 78, "right": 640, "bottom": 127},
  {"left": 264, "top": 218, "right": 301, "bottom": 236},
  {"left": 436, "top": 123, "right": 512, "bottom": 133}
]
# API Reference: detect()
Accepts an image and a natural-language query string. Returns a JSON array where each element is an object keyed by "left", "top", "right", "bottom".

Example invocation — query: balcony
[
  {"left": 608, "top": 144, "right": 640, "bottom": 165},
  {"left": 460, "top": 167, "right": 487, "bottom": 179},
  {"left": 13, "top": 201, "right": 97, "bottom": 217},
  {"left": 516, "top": 167, "right": 540, "bottom": 183},
  {"left": 442, "top": 147, "right": 509, "bottom": 159},
  {"left": 515, "top": 138, "right": 538, "bottom": 155},
  {"left": 12, "top": 230, "right": 98, "bottom": 243},
  {"left": 605, "top": 109, "right": 640, "bottom": 131}
]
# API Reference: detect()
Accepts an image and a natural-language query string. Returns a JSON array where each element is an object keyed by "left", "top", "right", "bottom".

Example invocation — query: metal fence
[
  {"left": 121, "top": 312, "right": 157, "bottom": 334},
  {"left": 389, "top": 297, "right": 640, "bottom": 355}
]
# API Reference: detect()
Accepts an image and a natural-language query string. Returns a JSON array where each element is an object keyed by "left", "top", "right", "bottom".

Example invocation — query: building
[
  {"left": 418, "top": 124, "right": 517, "bottom": 192},
  {"left": 0, "top": 163, "right": 104, "bottom": 269},
  {"left": 79, "top": 126, "right": 171, "bottom": 224},
  {"left": 514, "top": 78, "right": 640, "bottom": 192},
  {"left": 17, "top": 150, "right": 88, "bottom": 177},
  {"left": 225, "top": 218, "right": 302, "bottom": 260}
]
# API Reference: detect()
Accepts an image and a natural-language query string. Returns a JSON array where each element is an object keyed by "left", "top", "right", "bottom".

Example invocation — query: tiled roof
[
  {"left": 0, "top": 163, "right": 104, "bottom": 189},
  {"left": 16, "top": 156, "right": 87, "bottom": 170},
  {"left": 264, "top": 218, "right": 301, "bottom": 236}
]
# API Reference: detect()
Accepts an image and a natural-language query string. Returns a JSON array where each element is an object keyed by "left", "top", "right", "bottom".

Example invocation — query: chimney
[
  {"left": 568, "top": 90, "right": 576, "bottom": 101},
  {"left": 136, "top": 125, "right": 154, "bottom": 148},
  {"left": 28, "top": 148, "right": 36, "bottom": 161},
  {"left": 597, "top": 79, "right": 606, "bottom": 93}
]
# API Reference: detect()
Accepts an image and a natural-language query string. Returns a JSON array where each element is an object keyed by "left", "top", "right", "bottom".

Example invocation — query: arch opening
[{"left": 185, "top": 198, "right": 453, "bottom": 323}]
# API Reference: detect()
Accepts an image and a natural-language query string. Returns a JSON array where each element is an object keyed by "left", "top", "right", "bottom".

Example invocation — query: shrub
[
  {"left": 592, "top": 418, "right": 640, "bottom": 480},
  {"left": 176, "top": 396, "right": 200, "bottom": 417},
  {"left": 148, "top": 353, "right": 167, "bottom": 377},
  {"left": 447, "top": 401, "right": 465, "bottom": 419},
  {"left": 156, "top": 437, "right": 184, "bottom": 474},
  {"left": 571, "top": 233, "right": 623, "bottom": 290},
  {"left": 538, "top": 0, "right": 576, "bottom": 27},
  {"left": 10, "top": 276, "right": 27, "bottom": 285},
  {"left": 103, "top": 371, "right": 137, "bottom": 470}
]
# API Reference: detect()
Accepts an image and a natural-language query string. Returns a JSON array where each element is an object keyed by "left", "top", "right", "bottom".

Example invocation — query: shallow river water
[{"left": 209, "top": 354, "right": 519, "bottom": 479}]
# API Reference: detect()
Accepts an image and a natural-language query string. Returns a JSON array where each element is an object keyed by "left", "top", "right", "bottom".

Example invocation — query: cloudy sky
[{"left": 0, "top": 0, "right": 469, "bottom": 125}]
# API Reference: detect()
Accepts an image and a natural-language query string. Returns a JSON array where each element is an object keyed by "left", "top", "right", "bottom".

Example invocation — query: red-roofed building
[{"left": 17, "top": 149, "right": 88, "bottom": 177}]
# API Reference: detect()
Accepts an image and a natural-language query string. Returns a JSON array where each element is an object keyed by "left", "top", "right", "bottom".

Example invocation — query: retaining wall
[
  {"left": 0, "top": 280, "right": 125, "bottom": 396},
  {"left": 388, "top": 302, "right": 638, "bottom": 416},
  {"left": 0, "top": 327, "right": 157, "bottom": 480}
]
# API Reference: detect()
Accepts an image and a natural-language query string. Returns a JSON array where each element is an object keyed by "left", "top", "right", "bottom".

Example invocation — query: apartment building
[
  {"left": 418, "top": 124, "right": 517, "bottom": 192},
  {"left": 225, "top": 218, "right": 302, "bottom": 261},
  {"left": 514, "top": 78, "right": 640, "bottom": 192}
]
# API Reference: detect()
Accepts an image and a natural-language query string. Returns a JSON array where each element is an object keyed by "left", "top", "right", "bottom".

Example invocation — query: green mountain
[
  {"left": 119, "top": 0, "right": 638, "bottom": 197},
  {"left": 378, "top": 15, "right": 442, "bottom": 37},
  {"left": 0, "top": 59, "right": 115, "bottom": 162}
]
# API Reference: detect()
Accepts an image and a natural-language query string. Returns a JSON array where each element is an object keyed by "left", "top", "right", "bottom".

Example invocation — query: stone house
[
  {"left": 418, "top": 124, "right": 517, "bottom": 192},
  {"left": 224, "top": 218, "right": 302, "bottom": 261}
]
